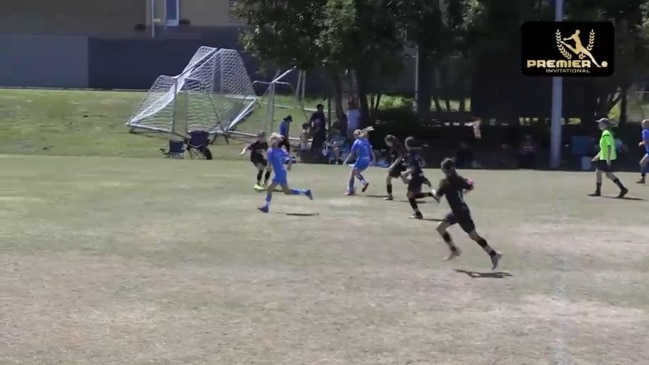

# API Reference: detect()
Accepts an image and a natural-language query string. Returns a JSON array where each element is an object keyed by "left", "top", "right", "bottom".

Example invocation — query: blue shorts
[
  {"left": 272, "top": 172, "right": 288, "bottom": 186},
  {"left": 353, "top": 158, "right": 371, "bottom": 171}
]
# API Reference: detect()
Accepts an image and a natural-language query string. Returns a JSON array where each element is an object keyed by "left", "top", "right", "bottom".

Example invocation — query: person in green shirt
[{"left": 589, "top": 118, "right": 628, "bottom": 198}]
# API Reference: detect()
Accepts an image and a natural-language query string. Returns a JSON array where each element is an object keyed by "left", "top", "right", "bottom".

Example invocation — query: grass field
[
  {"left": 0, "top": 89, "right": 321, "bottom": 159},
  {"left": 1, "top": 155, "right": 648, "bottom": 364}
]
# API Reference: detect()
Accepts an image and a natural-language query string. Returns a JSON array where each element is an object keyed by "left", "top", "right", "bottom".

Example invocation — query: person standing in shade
[
  {"left": 589, "top": 118, "right": 628, "bottom": 198},
  {"left": 636, "top": 119, "right": 649, "bottom": 184},
  {"left": 278, "top": 115, "right": 292, "bottom": 152}
]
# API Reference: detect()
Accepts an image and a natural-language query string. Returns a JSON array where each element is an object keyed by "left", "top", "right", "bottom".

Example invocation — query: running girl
[
  {"left": 240, "top": 131, "right": 271, "bottom": 190},
  {"left": 384, "top": 134, "right": 408, "bottom": 200},
  {"left": 343, "top": 127, "right": 375, "bottom": 195},
  {"left": 258, "top": 133, "right": 313, "bottom": 213}
]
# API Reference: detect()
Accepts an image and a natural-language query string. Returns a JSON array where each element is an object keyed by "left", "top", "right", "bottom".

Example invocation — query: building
[{"left": 0, "top": 0, "right": 241, "bottom": 38}]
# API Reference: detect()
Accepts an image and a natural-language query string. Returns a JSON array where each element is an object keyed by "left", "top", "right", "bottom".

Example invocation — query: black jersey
[
  {"left": 436, "top": 174, "right": 473, "bottom": 215},
  {"left": 247, "top": 140, "right": 268, "bottom": 162},
  {"left": 407, "top": 151, "right": 425, "bottom": 178},
  {"left": 389, "top": 143, "right": 407, "bottom": 163}
]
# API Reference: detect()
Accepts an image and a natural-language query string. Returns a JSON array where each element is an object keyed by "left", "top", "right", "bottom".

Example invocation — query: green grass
[
  {"left": 0, "top": 89, "right": 322, "bottom": 159},
  {"left": 1, "top": 156, "right": 648, "bottom": 364}
]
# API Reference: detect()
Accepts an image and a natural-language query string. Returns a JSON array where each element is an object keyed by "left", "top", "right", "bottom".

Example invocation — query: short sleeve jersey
[
  {"left": 247, "top": 140, "right": 268, "bottom": 162},
  {"left": 599, "top": 130, "right": 617, "bottom": 160},
  {"left": 389, "top": 143, "right": 406, "bottom": 163},
  {"left": 436, "top": 174, "right": 473, "bottom": 215},
  {"left": 643, "top": 129, "right": 649, "bottom": 154},
  {"left": 352, "top": 139, "right": 372, "bottom": 160},
  {"left": 267, "top": 147, "right": 288, "bottom": 173},
  {"left": 407, "top": 151, "right": 425, "bottom": 178}
]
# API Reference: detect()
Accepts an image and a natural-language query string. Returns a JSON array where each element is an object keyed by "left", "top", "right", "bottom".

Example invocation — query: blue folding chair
[
  {"left": 186, "top": 131, "right": 213, "bottom": 160},
  {"left": 161, "top": 140, "right": 185, "bottom": 159}
]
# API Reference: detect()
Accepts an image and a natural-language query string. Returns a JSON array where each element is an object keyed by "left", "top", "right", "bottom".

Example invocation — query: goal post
[{"left": 126, "top": 46, "right": 257, "bottom": 139}]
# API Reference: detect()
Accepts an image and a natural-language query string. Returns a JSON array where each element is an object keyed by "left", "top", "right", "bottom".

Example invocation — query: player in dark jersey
[
  {"left": 431, "top": 158, "right": 502, "bottom": 270},
  {"left": 240, "top": 131, "right": 271, "bottom": 189},
  {"left": 384, "top": 135, "right": 408, "bottom": 200},
  {"left": 402, "top": 137, "right": 434, "bottom": 219}
]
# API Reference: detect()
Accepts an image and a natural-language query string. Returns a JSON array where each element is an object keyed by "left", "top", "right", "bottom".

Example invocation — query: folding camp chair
[
  {"left": 186, "top": 130, "right": 213, "bottom": 160},
  {"left": 161, "top": 140, "right": 185, "bottom": 159}
]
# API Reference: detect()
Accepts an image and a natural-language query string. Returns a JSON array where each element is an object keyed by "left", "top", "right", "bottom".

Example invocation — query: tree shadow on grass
[{"left": 454, "top": 269, "right": 513, "bottom": 279}]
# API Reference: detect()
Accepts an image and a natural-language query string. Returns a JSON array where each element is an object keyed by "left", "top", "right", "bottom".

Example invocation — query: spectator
[
  {"left": 517, "top": 134, "right": 538, "bottom": 168},
  {"left": 455, "top": 142, "right": 475, "bottom": 168},
  {"left": 310, "top": 104, "right": 326, "bottom": 131},
  {"left": 311, "top": 123, "right": 327, "bottom": 153},
  {"left": 346, "top": 99, "right": 361, "bottom": 141},
  {"left": 278, "top": 115, "right": 292, "bottom": 152},
  {"left": 298, "top": 123, "right": 310, "bottom": 162}
]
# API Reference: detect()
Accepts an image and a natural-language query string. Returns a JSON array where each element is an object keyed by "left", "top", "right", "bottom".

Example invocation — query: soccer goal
[
  {"left": 126, "top": 46, "right": 257, "bottom": 139},
  {"left": 226, "top": 67, "right": 309, "bottom": 141}
]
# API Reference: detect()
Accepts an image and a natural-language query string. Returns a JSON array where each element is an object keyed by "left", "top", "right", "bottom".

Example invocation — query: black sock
[
  {"left": 264, "top": 170, "right": 271, "bottom": 183},
  {"left": 595, "top": 182, "right": 602, "bottom": 192},
  {"left": 477, "top": 237, "right": 496, "bottom": 256},
  {"left": 642, "top": 173, "right": 646, "bottom": 178},
  {"left": 441, "top": 232, "right": 458, "bottom": 251},
  {"left": 408, "top": 198, "right": 420, "bottom": 213},
  {"left": 613, "top": 178, "right": 626, "bottom": 189},
  {"left": 256, "top": 170, "right": 263, "bottom": 183},
  {"left": 387, "top": 183, "right": 393, "bottom": 195}
]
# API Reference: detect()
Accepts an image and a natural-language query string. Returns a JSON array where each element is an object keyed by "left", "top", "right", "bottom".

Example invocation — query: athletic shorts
[
  {"left": 353, "top": 158, "right": 371, "bottom": 171},
  {"left": 251, "top": 155, "right": 267, "bottom": 167},
  {"left": 595, "top": 160, "right": 615, "bottom": 172},
  {"left": 272, "top": 172, "right": 288, "bottom": 186},
  {"left": 407, "top": 175, "right": 426, "bottom": 192},
  {"left": 388, "top": 162, "right": 406, "bottom": 178},
  {"left": 444, "top": 211, "right": 476, "bottom": 233}
]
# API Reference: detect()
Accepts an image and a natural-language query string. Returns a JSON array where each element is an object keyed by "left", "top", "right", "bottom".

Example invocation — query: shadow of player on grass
[
  {"left": 601, "top": 196, "right": 646, "bottom": 201},
  {"left": 454, "top": 269, "right": 513, "bottom": 279}
]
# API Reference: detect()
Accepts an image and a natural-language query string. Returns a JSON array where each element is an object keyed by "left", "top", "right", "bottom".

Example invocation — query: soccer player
[
  {"left": 637, "top": 119, "right": 649, "bottom": 184},
  {"left": 384, "top": 135, "right": 408, "bottom": 200},
  {"left": 343, "top": 128, "right": 375, "bottom": 195},
  {"left": 240, "top": 131, "right": 271, "bottom": 189},
  {"left": 402, "top": 137, "right": 434, "bottom": 219},
  {"left": 258, "top": 133, "right": 313, "bottom": 213},
  {"left": 589, "top": 118, "right": 628, "bottom": 198},
  {"left": 431, "top": 158, "right": 502, "bottom": 270}
]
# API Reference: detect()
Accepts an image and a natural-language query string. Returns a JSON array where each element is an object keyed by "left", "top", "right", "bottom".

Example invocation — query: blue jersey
[
  {"left": 352, "top": 138, "right": 372, "bottom": 161},
  {"left": 267, "top": 147, "right": 288, "bottom": 173},
  {"left": 643, "top": 129, "right": 649, "bottom": 154}
]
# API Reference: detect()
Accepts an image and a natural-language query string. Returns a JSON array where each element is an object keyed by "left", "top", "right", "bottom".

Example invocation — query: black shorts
[
  {"left": 595, "top": 160, "right": 614, "bottom": 172},
  {"left": 444, "top": 212, "right": 476, "bottom": 233},
  {"left": 407, "top": 175, "right": 426, "bottom": 192},
  {"left": 251, "top": 155, "right": 267, "bottom": 167},
  {"left": 388, "top": 162, "right": 406, "bottom": 178}
]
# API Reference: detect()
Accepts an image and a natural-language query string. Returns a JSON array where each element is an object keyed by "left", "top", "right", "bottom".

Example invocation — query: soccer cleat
[
  {"left": 444, "top": 247, "right": 462, "bottom": 261},
  {"left": 257, "top": 205, "right": 269, "bottom": 213},
  {"left": 384, "top": 195, "right": 394, "bottom": 201},
  {"left": 409, "top": 212, "right": 423, "bottom": 220},
  {"left": 345, "top": 190, "right": 356, "bottom": 196},
  {"left": 361, "top": 182, "right": 370, "bottom": 192},
  {"left": 617, "top": 187, "right": 629, "bottom": 199},
  {"left": 254, "top": 183, "right": 264, "bottom": 190},
  {"left": 305, "top": 189, "right": 313, "bottom": 200},
  {"left": 588, "top": 191, "right": 601, "bottom": 197},
  {"left": 490, "top": 252, "right": 502, "bottom": 270},
  {"left": 637, "top": 178, "right": 645, "bottom": 184}
]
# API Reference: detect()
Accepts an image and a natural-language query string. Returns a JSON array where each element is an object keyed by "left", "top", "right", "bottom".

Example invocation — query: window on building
[{"left": 166, "top": 0, "right": 180, "bottom": 26}]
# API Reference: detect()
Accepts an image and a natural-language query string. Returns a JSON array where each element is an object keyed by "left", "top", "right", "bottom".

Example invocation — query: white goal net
[{"left": 126, "top": 46, "right": 257, "bottom": 137}]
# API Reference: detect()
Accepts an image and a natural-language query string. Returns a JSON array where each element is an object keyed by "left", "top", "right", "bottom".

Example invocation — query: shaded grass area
[
  {"left": 0, "top": 89, "right": 323, "bottom": 159},
  {"left": 1, "top": 156, "right": 648, "bottom": 364}
]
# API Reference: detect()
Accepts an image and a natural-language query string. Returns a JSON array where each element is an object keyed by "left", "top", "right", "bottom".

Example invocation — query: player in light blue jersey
[
  {"left": 343, "top": 127, "right": 376, "bottom": 195},
  {"left": 258, "top": 134, "right": 313, "bottom": 213},
  {"left": 637, "top": 119, "right": 649, "bottom": 184}
]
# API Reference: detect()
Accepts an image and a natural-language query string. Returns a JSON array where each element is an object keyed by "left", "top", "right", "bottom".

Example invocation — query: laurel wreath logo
[
  {"left": 556, "top": 29, "right": 572, "bottom": 59},
  {"left": 580, "top": 29, "right": 596, "bottom": 59}
]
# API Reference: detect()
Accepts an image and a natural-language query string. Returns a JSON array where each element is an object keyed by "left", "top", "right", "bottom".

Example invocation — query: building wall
[
  {"left": 0, "top": 35, "right": 89, "bottom": 88},
  {"left": 146, "top": 0, "right": 240, "bottom": 27},
  {"left": 0, "top": 0, "right": 146, "bottom": 37}
]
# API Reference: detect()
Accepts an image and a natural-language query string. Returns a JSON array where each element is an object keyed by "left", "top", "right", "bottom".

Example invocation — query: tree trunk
[
  {"left": 619, "top": 84, "right": 628, "bottom": 126},
  {"left": 415, "top": 43, "right": 432, "bottom": 117},
  {"left": 331, "top": 73, "right": 346, "bottom": 124},
  {"left": 357, "top": 71, "right": 371, "bottom": 127},
  {"left": 430, "top": 62, "right": 442, "bottom": 112},
  {"left": 440, "top": 61, "right": 452, "bottom": 112}
]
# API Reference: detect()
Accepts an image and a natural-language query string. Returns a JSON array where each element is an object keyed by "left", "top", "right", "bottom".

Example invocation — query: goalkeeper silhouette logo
[{"left": 521, "top": 21, "right": 614, "bottom": 77}]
